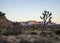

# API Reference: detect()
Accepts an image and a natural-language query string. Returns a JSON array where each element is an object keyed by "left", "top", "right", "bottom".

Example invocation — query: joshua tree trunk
[{"left": 42, "top": 21, "right": 45, "bottom": 33}]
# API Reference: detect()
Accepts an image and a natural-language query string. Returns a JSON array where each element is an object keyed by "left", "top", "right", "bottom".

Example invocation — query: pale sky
[{"left": 0, "top": 0, "right": 60, "bottom": 24}]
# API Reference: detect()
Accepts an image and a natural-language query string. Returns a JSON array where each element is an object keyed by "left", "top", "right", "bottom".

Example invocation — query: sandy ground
[{"left": 0, "top": 33, "right": 60, "bottom": 43}]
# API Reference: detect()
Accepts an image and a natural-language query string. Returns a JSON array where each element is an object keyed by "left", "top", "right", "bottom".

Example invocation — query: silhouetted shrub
[
  {"left": 0, "top": 39, "right": 7, "bottom": 43},
  {"left": 33, "top": 39, "right": 53, "bottom": 43},
  {"left": 2, "top": 31, "right": 21, "bottom": 36},
  {"left": 30, "top": 32, "right": 38, "bottom": 35},
  {"left": 55, "top": 30, "right": 60, "bottom": 35},
  {"left": 0, "top": 29, "right": 2, "bottom": 33},
  {"left": 2, "top": 28, "right": 22, "bottom": 36},
  {"left": 19, "top": 39, "right": 31, "bottom": 43}
]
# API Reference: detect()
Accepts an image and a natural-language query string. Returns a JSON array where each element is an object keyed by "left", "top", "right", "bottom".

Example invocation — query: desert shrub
[
  {"left": 54, "top": 30, "right": 60, "bottom": 35},
  {"left": 0, "top": 39, "right": 7, "bottom": 43},
  {"left": 2, "top": 28, "right": 22, "bottom": 36},
  {"left": 40, "top": 32, "right": 48, "bottom": 37},
  {"left": 33, "top": 39, "right": 53, "bottom": 43},
  {"left": 19, "top": 39, "right": 31, "bottom": 43},
  {"left": 30, "top": 32, "right": 38, "bottom": 35},
  {"left": 0, "top": 29, "right": 2, "bottom": 33},
  {"left": 0, "top": 29, "right": 2, "bottom": 36}
]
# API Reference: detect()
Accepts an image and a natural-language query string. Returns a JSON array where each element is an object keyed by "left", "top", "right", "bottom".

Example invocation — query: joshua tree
[{"left": 40, "top": 10, "right": 52, "bottom": 33}]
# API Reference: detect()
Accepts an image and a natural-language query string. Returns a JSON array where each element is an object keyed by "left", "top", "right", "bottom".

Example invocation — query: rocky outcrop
[{"left": 0, "top": 11, "right": 13, "bottom": 28}]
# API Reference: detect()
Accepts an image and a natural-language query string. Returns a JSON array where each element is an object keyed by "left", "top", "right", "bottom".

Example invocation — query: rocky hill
[{"left": 0, "top": 12, "right": 13, "bottom": 28}]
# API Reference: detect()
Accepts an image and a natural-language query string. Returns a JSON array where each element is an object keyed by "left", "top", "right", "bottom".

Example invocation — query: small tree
[{"left": 40, "top": 10, "right": 52, "bottom": 33}]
